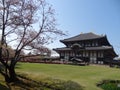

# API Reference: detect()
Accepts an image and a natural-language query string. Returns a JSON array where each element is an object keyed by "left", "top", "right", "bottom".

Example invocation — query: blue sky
[{"left": 46, "top": 0, "right": 120, "bottom": 56}]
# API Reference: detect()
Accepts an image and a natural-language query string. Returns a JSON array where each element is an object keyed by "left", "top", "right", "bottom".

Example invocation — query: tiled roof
[
  {"left": 61, "top": 32, "right": 105, "bottom": 42},
  {"left": 86, "top": 46, "right": 113, "bottom": 50},
  {"left": 54, "top": 46, "right": 113, "bottom": 51},
  {"left": 53, "top": 47, "right": 71, "bottom": 51}
]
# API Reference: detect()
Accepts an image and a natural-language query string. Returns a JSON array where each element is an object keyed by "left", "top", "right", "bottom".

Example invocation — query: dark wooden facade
[{"left": 54, "top": 32, "right": 117, "bottom": 64}]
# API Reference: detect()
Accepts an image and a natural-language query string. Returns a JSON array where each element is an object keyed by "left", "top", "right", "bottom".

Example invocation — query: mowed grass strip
[{"left": 10, "top": 63, "right": 120, "bottom": 90}]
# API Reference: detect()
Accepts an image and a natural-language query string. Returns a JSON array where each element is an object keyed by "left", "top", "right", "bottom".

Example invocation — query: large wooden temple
[{"left": 54, "top": 32, "right": 117, "bottom": 64}]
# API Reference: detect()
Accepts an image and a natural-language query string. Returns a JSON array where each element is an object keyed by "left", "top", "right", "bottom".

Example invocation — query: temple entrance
[
  {"left": 90, "top": 51, "right": 97, "bottom": 63},
  {"left": 90, "top": 57, "right": 97, "bottom": 63}
]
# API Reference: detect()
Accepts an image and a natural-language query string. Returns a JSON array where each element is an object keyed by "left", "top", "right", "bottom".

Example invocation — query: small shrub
[
  {"left": 62, "top": 80, "right": 83, "bottom": 90},
  {"left": 98, "top": 80, "right": 120, "bottom": 90}
]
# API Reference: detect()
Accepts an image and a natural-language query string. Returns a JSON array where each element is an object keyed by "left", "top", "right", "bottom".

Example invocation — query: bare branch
[{"left": 7, "top": 38, "right": 19, "bottom": 44}]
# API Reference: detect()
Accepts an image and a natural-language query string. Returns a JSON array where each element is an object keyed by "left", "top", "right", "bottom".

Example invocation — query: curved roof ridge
[{"left": 61, "top": 32, "right": 105, "bottom": 42}]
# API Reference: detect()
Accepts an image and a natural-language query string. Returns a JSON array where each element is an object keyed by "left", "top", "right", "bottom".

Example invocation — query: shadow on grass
[
  {"left": 0, "top": 73, "right": 83, "bottom": 90},
  {"left": 0, "top": 83, "right": 9, "bottom": 90},
  {"left": 15, "top": 74, "right": 84, "bottom": 90}
]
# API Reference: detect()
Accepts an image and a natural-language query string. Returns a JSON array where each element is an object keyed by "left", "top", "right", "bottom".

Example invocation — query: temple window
[
  {"left": 98, "top": 52, "right": 103, "bottom": 58},
  {"left": 88, "top": 43, "right": 90, "bottom": 47},
  {"left": 86, "top": 52, "right": 89, "bottom": 57},
  {"left": 92, "top": 43, "right": 94, "bottom": 46},
  {"left": 101, "top": 52, "right": 103, "bottom": 57},
  {"left": 70, "top": 52, "right": 75, "bottom": 56},
  {"left": 83, "top": 51, "right": 85, "bottom": 57},
  {"left": 95, "top": 42, "right": 98, "bottom": 46},
  {"left": 85, "top": 42, "right": 89, "bottom": 47},
  {"left": 93, "top": 51, "right": 96, "bottom": 57}
]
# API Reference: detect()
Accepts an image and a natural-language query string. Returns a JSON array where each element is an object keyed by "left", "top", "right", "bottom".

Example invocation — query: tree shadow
[{"left": 0, "top": 83, "right": 9, "bottom": 90}]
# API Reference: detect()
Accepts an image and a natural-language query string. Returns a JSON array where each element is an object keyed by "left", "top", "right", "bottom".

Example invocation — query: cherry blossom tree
[{"left": 0, "top": 0, "right": 65, "bottom": 83}]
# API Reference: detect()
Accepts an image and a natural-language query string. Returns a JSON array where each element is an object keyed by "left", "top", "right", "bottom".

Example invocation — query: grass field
[
  {"left": 1, "top": 63, "right": 120, "bottom": 90},
  {"left": 15, "top": 63, "right": 120, "bottom": 90}
]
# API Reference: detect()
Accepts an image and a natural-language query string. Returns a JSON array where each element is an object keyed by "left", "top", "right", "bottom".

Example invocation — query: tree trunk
[
  {"left": 4, "top": 65, "right": 18, "bottom": 83},
  {"left": 9, "top": 66, "right": 17, "bottom": 82}
]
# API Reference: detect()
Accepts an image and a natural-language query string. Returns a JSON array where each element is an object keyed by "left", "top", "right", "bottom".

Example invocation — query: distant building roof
[{"left": 60, "top": 32, "right": 105, "bottom": 42}]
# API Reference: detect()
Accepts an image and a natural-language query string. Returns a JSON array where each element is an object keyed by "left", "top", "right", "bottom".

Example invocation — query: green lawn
[{"left": 14, "top": 63, "right": 120, "bottom": 90}]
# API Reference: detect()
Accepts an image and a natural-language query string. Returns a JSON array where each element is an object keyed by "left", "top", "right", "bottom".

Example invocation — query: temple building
[{"left": 54, "top": 32, "right": 117, "bottom": 64}]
